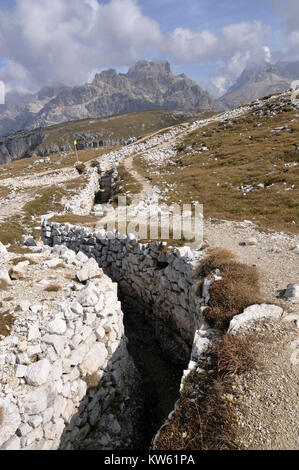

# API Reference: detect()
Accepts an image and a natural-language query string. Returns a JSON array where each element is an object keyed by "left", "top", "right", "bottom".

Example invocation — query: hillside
[
  {"left": 0, "top": 109, "right": 207, "bottom": 165},
  {"left": 0, "top": 90, "right": 298, "bottom": 451},
  {"left": 0, "top": 61, "right": 221, "bottom": 137}
]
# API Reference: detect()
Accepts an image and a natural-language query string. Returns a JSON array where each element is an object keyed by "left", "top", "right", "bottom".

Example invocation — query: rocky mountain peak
[{"left": 0, "top": 60, "right": 220, "bottom": 136}]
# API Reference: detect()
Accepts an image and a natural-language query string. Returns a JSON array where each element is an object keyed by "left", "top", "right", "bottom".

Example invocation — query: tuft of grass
[
  {"left": 216, "top": 334, "right": 257, "bottom": 376},
  {"left": 0, "top": 310, "right": 15, "bottom": 337},
  {"left": 198, "top": 248, "right": 235, "bottom": 277},
  {"left": 197, "top": 248, "right": 260, "bottom": 331},
  {"left": 75, "top": 163, "right": 86, "bottom": 175},
  {"left": 0, "top": 186, "right": 10, "bottom": 199},
  {"left": 0, "top": 219, "right": 24, "bottom": 246},
  {"left": 0, "top": 280, "right": 9, "bottom": 291},
  {"left": 44, "top": 284, "right": 61, "bottom": 292}
]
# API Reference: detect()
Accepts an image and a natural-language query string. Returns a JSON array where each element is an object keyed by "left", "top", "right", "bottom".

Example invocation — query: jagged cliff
[{"left": 0, "top": 61, "right": 221, "bottom": 137}]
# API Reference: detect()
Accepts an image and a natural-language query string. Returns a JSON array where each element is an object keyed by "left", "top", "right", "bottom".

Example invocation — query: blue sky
[{"left": 0, "top": 0, "right": 298, "bottom": 96}]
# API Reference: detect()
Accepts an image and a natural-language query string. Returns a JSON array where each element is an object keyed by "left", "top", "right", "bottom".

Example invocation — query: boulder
[
  {"left": 45, "top": 317, "right": 67, "bottom": 335},
  {"left": 79, "top": 343, "right": 108, "bottom": 375},
  {"left": 76, "top": 258, "right": 102, "bottom": 283},
  {"left": 74, "top": 251, "right": 88, "bottom": 265},
  {"left": 284, "top": 284, "right": 299, "bottom": 302},
  {"left": 24, "top": 236, "right": 37, "bottom": 247},
  {"left": 9, "top": 262, "right": 29, "bottom": 280},
  {"left": 228, "top": 304, "right": 283, "bottom": 335},
  {"left": 0, "top": 435, "right": 21, "bottom": 450},
  {"left": 23, "top": 387, "right": 50, "bottom": 415},
  {"left": 44, "top": 258, "right": 63, "bottom": 269},
  {"left": 24, "top": 359, "right": 52, "bottom": 386}
]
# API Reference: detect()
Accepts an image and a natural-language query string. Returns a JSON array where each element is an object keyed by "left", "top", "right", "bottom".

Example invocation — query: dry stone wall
[
  {"left": 65, "top": 169, "right": 99, "bottom": 215},
  {"left": 42, "top": 221, "right": 207, "bottom": 363},
  {"left": 0, "top": 248, "right": 140, "bottom": 451}
]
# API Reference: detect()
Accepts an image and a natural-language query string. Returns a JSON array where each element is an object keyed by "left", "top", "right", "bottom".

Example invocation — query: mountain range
[
  {"left": 0, "top": 61, "right": 219, "bottom": 137},
  {"left": 220, "top": 60, "right": 299, "bottom": 108},
  {"left": 0, "top": 59, "right": 298, "bottom": 138}
]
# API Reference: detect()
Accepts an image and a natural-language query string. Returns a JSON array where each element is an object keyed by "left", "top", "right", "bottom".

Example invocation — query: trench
[
  {"left": 119, "top": 293, "right": 187, "bottom": 448},
  {"left": 94, "top": 170, "right": 189, "bottom": 448}
]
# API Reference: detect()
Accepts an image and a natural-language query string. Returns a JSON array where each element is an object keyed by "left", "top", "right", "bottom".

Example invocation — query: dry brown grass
[
  {"left": 51, "top": 213, "right": 99, "bottom": 226},
  {"left": 0, "top": 310, "right": 15, "bottom": 337},
  {"left": 0, "top": 186, "right": 10, "bottom": 199},
  {"left": 153, "top": 333, "right": 258, "bottom": 450},
  {"left": 197, "top": 248, "right": 261, "bottom": 331},
  {"left": 136, "top": 102, "right": 299, "bottom": 234},
  {"left": 0, "top": 218, "right": 24, "bottom": 246},
  {"left": 44, "top": 284, "right": 61, "bottom": 292},
  {"left": 0, "top": 280, "right": 9, "bottom": 291},
  {"left": 83, "top": 372, "right": 101, "bottom": 390},
  {"left": 216, "top": 335, "right": 257, "bottom": 376},
  {"left": 12, "top": 257, "right": 37, "bottom": 266},
  {"left": 75, "top": 163, "right": 86, "bottom": 175}
]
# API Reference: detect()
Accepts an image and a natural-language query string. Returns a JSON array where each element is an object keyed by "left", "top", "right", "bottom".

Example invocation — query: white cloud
[
  {"left": 0, "top": 0, "right": 273, "bottom": 95},
  {"left": 270, "top": 0, "right": 299, "bottom": 59},
  {"left": 165, "top": 21, "right": 270, "bottom": 66},
  {"left": 0, "top": 0, "right": 163, "bottom": 90}
]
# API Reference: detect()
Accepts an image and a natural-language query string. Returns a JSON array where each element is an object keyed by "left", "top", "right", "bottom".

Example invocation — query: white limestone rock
[
  {"left": 0, "top": 400, "right": 21, "bottom": 446},
  {"left": 77, "top": 282, "right": 99, "bottom": 307},
  {"left": 0, "top": 268, "right": 12, "bottom": 286},
  {"left": 79, "top": 343, "right": 108, "bottom": 375},
  {"left": 76, "top": 258, "right": 103, "bottom": 283},
  {"left": 44, "top": 258, "right": 62, "bottom": 268},
  {"left": 27, "top": 323, "right": 40, "bottom": 341},
  {"left": 42, "top": 334, "right": 66, "bottom": 355},
  {"left": 24, "top": 359, "right": 51, "bottom": 386},
  {"left": 23, "top": 386, "right": 50, "bottom": 415},
  {"left": 0, "top": 241, "right": 8, "bottom": 259},
  {"left": 74, "top": 251, "right": 88, "bottom": 265},
  {"left": 45, "top": 317, "right": 67, "bottom": 335},
  {"left": 15, "top": 364, "right": 28, "bottom": 378},
  {"left": 0, "top": 435, "right": 21, "bottom": 450},
  {"left": 15, "top": 300, "right": 31, "bottom": 312}
]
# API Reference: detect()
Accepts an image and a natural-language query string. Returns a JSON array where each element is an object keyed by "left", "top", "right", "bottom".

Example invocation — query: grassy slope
[{"left": 135, "top": 99, "right": 299, "bottom": 233}]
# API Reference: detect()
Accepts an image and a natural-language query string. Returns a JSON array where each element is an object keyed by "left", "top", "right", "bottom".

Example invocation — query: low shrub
[{"left": 75, "top": 163, "right": 86, "bottom": 175}]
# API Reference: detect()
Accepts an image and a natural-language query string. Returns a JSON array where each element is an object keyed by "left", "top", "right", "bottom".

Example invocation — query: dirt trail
[
  {"left": 123, "top": 155, "right": 153, "bottom": 204},
  {"left": 116, "top": 113, "right": 299, "bottom": 315}
]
